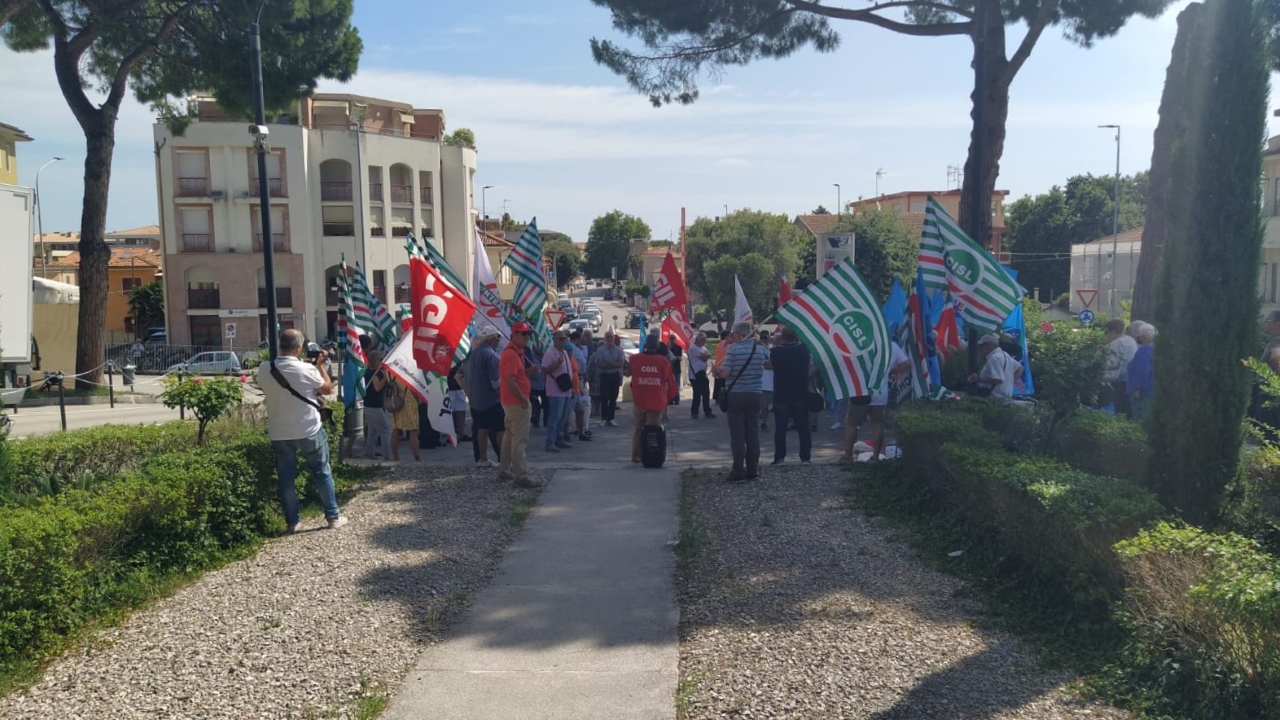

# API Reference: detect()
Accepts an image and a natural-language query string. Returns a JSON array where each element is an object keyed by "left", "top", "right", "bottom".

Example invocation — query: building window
[
  {"left": 122, "top": 277, "right": 142, "bottom": 292},
  {"left": 372, "top": 270, "right": 387, "bottom": 307},
  {"left": 124, "top": 316, "right": 136, "bottom": 335},
  {"left": 322, "top": 205, "right": 355, "bottom": 236},
  {"left": 500, "top": 264, "right": 513, "bottom": 285},
  {"left": 249, "top": 149, "right": 287, "bottom": 198},
  {"left": 179, "top": 206, "right": 214, "bottom": 252},
  {"left": 189, "top": 315, "right": 221, "bottom": 347},
  {"left": 176, "top": 150, "right": 210, "bottom": 197}
]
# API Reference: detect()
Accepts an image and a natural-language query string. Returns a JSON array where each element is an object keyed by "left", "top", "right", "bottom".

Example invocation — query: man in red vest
[{"left": 626, "top": 335, "right": 676, "bottom": 464}]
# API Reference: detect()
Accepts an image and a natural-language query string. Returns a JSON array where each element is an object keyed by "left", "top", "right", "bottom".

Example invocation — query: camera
[{"left": 306, "top": 342, "right": 322, "bottom": 361}]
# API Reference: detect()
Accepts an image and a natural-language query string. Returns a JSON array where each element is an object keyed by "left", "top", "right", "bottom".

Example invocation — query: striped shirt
[{"left": 721, "top": 340, "right": 766, "bottom": 394}]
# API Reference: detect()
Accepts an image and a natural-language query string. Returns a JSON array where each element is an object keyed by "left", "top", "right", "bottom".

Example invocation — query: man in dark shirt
[{"left": 768, "top": 326, "right": 814, "bottom": 465}]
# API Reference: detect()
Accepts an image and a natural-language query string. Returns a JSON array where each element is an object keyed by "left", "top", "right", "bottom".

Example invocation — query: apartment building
[
  {"left": 154, "top": 93, "right": 478, "bottom": 350},
  {"left": 0, "top": 121, "right": 32, "bottom": 186},
  {"left": 847, "top": 188, "right": 1010, "bottom": 254}
]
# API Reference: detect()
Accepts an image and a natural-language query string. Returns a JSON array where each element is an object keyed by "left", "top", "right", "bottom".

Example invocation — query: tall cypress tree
[{"left": 1147, "top": 0, "right": 1271, "bottom": 525}]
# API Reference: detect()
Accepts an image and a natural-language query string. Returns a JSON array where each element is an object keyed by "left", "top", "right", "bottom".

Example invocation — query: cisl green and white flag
[
  {"left": 775, "top": 258, "right": 891, "bottom": 400},
  {"left": 918, "top": 197, "right": 1023, "bottom": 334}
]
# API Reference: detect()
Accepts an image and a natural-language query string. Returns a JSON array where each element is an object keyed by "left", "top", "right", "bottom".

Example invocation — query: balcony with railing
[
  {"left": 251, "top": 177, "right": 286, "bottom": 198},
  {"left": 320, "top": 182, "right": 353, "bottom": 202},
  {"left": 420, "top": 187, "right": 434, "bottom": 205},
  {"left": 390, "top": 184, "right": 413, "bottom": 204},
  {"left": 253, "top": 233, "right": 288, "bottom": 252},
  {"left": 373, "top": 286, "right": 387, "bottom": 306},
  {"left": 177, "top": 177, "right": 209, "bottom": 197},
  {"left": 395, "top": 284, "right": 410, "bottom": 304},
  {"left": 391, "top": 225, "right": 411, "bottom": 238},
  {"left": 370, "top": 226, "right": 385, "bottom": 237},
  {"left": 322, "top": 222, "right": 355, "bottom": 237},
  {"left": 369, "top": 183, "right": 383, "bottom": 202},
  {"left": 258, "top": 287, "right": 293, "bottom": 308},
  {"left": 187, "top": 288, "right": 220, "bottom": 309},
  {"left": 182, "top": 233, "right": 212, "bottom": 252}
]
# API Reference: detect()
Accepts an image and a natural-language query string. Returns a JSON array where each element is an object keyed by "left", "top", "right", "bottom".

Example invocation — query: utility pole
[
  {"left": 250, "top": 9, "right": 279, "bottom": 360},
  {"left": 1099, "top": 124, "right": 1121, "bottom": 316},
  {"left": 833, "top": 183, "right": 841, "bottom": 217}
]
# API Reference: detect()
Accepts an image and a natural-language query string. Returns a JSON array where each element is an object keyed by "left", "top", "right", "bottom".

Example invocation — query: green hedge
[
  {"left": 2, "top": 423, "right": 197, "bottom": 499},
  {"left": 1224, "top": 443, "right": 1280, "bottom": 554},
  {"left": 0, "top": 406, "right": 363, "bottom": 685},
  {"left": 1050, "top": 411, "right": 1148, "bottom": 484},
  {"left": 894, "top": 403, "right": 1163, "bottom": 622},
  {"left": 1112, "top": 523, "right": 1280, "bottom": 718}
]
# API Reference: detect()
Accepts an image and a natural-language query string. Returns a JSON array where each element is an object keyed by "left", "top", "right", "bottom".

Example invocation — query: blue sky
[{"left": 7, "top": 0, "right": 1278, "bottom": 244}]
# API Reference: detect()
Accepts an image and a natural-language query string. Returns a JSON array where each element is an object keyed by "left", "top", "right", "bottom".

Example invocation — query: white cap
[{"left": 978, "top": 333, "right": 1000, "bottom": 346}]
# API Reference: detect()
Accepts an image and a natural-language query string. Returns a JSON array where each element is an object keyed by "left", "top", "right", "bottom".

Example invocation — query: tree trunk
[
  {"left": 75, "top": 114, "right": 117, "bottom": 390},
  {"left": 958, "top": 0, "right": 1009, "bottom": 252},
  {"left": 1130, "top": 2, "right": 1204, "bottom": 322}
]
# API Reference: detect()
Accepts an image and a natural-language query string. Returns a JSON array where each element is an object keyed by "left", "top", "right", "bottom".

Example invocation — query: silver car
[{"left": 169, "top": 351, "right": 243, "bottom": 376}]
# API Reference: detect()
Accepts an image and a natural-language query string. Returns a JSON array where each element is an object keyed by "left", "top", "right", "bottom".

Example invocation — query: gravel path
[
  {"left": 676, "top": 465, "right": 1129, "bottom": 720},
  {"left": 0, "top": 464, "right": 548, "bottom": 720}
]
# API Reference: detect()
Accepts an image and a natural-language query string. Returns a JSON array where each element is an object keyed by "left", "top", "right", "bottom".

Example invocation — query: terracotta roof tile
[
  {"left": 794, "top": 214, "right": 839, "bottom": 238},
  {"left": 1080, "top": 226, "right": 1144, "bottom": 246}
]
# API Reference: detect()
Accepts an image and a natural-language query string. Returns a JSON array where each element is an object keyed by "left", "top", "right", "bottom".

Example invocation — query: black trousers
[
  {"left": 691, "top": 370, "right": 713, "bottom": 416},
  {"left": 599, "top": 373, "right": 623, "bottom": 421},
  {"left": 773, "top": 401, "right": 812, "bottom": 462},
  {"left": 530, "top": 389, "right": 549, "bottom": 426}
]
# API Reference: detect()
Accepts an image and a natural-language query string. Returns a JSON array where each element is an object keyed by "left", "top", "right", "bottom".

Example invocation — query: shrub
[
  {"left": 1113, "top": 523, "right": 1280, "bottom": 718},
  {"left": 1050, "top": 410, "right": 1148, "bottom": 483},
  {"left": 3, "top": 423, "right": 196, "bottom": 499},
  {"left": 1025, "top": 323, "right": 1106, "bottom": 428},
  {"left": 160, "top": 375, "right": 245, "bottom": 444},
  {"left": 1223, "top": 443, "right": 1280, "bottom": 553}
]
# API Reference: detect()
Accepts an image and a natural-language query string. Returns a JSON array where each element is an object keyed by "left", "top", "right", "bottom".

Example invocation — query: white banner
[
  {"left": 734, "top": 274, "right": 754, "bottom": 325},
  {"left": 472, "top": 226, "right": 512, "bottom": 338},
  {"left": 382, "top": 333, "right": 458, "bottom": 446}
]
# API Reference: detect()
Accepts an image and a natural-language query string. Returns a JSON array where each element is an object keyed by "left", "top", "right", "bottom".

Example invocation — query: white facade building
[{"left": 154, "top": 93, "right": 477, "bottom": 349}]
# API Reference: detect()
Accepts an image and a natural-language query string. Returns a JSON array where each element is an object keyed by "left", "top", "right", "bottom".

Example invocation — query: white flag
[
  {"left": 734, "top": 275, "right": 754, "bottom": 325},
  {"left": 382, "top": 333, "right": 458, "bottom": 446},
  {"left": 472, "top": 225, "right": 512, "bottom": 338}
]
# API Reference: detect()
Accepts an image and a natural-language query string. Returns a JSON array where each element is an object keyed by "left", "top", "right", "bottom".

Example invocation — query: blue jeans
[
  {"left": 272, "top": 428, "right": 339, "bottom": 525},
  {"left": 545, "top": 395, "right": 572, "bottom": 447}
]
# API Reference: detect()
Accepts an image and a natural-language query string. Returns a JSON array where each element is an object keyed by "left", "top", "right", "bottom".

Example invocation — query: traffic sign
[
  {"left": 225, "top": 322, "right": 237, "bottom": 339},
  {"left": 1076, "top": 289, "right": 1098, "bottom": 310},
  {"left": 544, "top": 309, "right": 567, "bottom": 329},
  {"left": 1078, "top": 309, "right": 1095, "bottom": 326}
]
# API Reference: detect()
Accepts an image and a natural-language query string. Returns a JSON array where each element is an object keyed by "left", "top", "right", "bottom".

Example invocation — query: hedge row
[
  {"left": 894, "top": 404, "right": 1163, "bottom": 623},
  {"left": 0, "top": 405, "right": 358, "bottom": 684}
]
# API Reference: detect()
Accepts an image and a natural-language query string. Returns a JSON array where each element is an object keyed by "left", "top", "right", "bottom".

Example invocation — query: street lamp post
[
  {"left": 250, "top": 6, "right": 279, "bottom": 360},
  {"left": 833, "top": 183, "right": 841, "bottom": 217},
  {"left": 482, "top": 184, "right": 494, "bottom": 221},
  {"left": 1099, "top": 124, "right": 1121, "bottom": 316},
  {"left": 34, "top": 156, "right": 63, "bottom": 278}
]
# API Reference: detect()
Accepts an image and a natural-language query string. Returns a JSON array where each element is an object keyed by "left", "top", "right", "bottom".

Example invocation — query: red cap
[{"left": 512, "top": 321, "right": 533, "bottom": 333}]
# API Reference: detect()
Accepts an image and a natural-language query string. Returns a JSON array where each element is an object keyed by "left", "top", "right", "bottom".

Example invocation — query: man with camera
[{"left": 258, "top": 329, "right": 346, "bottom": 533}]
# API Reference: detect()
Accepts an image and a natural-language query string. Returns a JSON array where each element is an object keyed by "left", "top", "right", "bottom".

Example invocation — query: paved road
[{"left": 7, "top": 403, "right": 186, "bottom": 439}]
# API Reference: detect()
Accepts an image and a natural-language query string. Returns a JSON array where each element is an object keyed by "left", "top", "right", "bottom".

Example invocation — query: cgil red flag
[
  {"left": 778, "top": 274, "right": 792, "bottom": 308},
  {"left": 410, "top": 255, "right": 477, "bottom": 375},
  {"left": 662, "top": 314, "right": 690, "bottom": 349},
  {"left": 648, "top": 252, "right": 689, "bottom": 313},
  {"left": 935, "top": 304, "right": 963, "bottom": 360}
]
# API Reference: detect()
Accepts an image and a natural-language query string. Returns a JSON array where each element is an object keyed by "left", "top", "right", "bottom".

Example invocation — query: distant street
[{"left": 8, "top": 403, "right": 185, "bottom": 438}]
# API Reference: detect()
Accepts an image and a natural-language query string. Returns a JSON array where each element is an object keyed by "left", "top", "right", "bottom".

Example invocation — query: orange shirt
[
  {"left": 628, "top": 351, "right": 676, "bottom": 411},
  {"left": 499, "top": 344, "right": 531, "bottom": 405}
]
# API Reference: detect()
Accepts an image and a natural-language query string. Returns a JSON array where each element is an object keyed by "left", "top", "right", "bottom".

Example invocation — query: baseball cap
[
  {"left": 978, "top": 333, "right": 1000, "bottom": 346},
  {"left": 511, "top": 321, "right": 533, "bottom": 334}
]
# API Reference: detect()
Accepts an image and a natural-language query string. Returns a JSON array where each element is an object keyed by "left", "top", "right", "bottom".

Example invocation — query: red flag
[
  {"left": 778, "top": 275, "right": 792, "bottom": 308},
  {"left": 649, "top": 252, "right": 689, "bottom": 313},
  {"left": 935, "top": 304, "right": 962, "bottom": 359},
  {"left": 410, "top": 255, "right": 477, "bottom": 375},
  {"left": 662, "top": 314, "right": 690, "bottom": 349}
]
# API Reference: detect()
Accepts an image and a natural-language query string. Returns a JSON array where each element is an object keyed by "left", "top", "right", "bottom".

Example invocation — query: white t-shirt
[
  {"left": 871, "top": 343, "right": 910, "bottom": 406},
  {"left": 258, "top": 355, "right": 325, "bottom": 442},
  {"left": 980, "top": 347, "right": 1020, "bottom": 399},
  {"left": 688, "top": 344, "right": 711, "bottom": 374},
  {"left": 1104, "top": 335, "right": 1138, "bottom": 382}
]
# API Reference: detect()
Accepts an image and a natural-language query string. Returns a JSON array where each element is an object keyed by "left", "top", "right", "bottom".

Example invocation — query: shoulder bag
[
  {"left": 717, "top": 342, "right": 758, "bottom": 413},
  {"left": 552, "top": 350, "right": 574, "bottom": 393},
  {"left": 269, "top": 361, "right": 335, "bottom": 425},
  {"left": 383, "top": 379, "right": 405, "bottom": 413}
]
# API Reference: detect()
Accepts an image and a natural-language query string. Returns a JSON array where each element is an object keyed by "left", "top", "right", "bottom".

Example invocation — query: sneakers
[
  {"left": 605, "top": 420, "right": 618, "bottom": 427},
  {"left": 545, "top": 445, "right": 560, "bottom": 453},
  {"left": 770, "top": 459, "right": 784, "bottom": 466},
  {"left": 287, "top": 522, "right": 303, "bottom": 534},
  {"left": 725, "top": 473, "right": 748, "bottom": 484},
  {"left": 555, "top": 440, "right": 572, "bottom": 449},
  {"left": 327, "top": 516, "right": 348, "bottom": 530},
  {"left": 705, "top": 413, "right": 717, "bottom": 420},
  {"left": 514, "top": 477, "right": 543, "bottom": 489},
  {"left": 831, "top": 421, "right": 844, "bottom": 431},
  {"left": 577, "top": 433, "right": 593, "bottom": 442},
  {"left": 476, "top": 459, "right": 499, "bottom": 468}
]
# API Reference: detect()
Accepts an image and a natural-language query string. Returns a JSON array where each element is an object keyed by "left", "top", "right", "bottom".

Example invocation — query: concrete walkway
[{"left": 383, "top": 462, "right": 681, "bottom": 720}]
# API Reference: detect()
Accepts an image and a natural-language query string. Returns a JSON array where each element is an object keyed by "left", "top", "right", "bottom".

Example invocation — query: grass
[
  {"left": 674, "top": 471, "right": 712, "bottom": 561},
  {"left": 354, "top": 675, "right": 390, "bottom": 720},
  {"left": 841, "top": 461, "right": 1123, "bottom": 674},
  {"left": 504, "top": 492, "right": 540, "bottom": 530}
]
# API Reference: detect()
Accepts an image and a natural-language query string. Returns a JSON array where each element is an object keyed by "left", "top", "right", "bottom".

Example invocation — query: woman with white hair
[{"left": 1126, "top": 323, "right": 1157, "bottom": 422}]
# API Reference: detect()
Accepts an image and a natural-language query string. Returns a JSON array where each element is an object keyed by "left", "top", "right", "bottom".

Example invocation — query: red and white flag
[
  {"left": 648, "top": 252, "right": 688, "bottom": 314},
  {"left": 778, "top": 274, "right": 792, "bottom": 309},
  {"left": 410, "top": 254, "right": 477, "bottom": 376},
  {"left": 662, "top": 313, "right": 691, "bottom": 349}
]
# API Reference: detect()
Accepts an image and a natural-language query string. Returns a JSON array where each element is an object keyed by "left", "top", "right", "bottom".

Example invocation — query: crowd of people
[{"left": 1103, "top": 319, "right": 1157, "bottom": 422}]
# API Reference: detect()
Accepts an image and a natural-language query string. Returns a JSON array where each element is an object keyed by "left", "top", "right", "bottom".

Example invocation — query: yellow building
[
  {"left": 48, "top": 248, "right": 164, "bottom": 342},
  {"left": 0, "top": 121, "right": 33, "bottom": 186},
  {"left": 848, "top": 188, "right": 1010, "bottom": 255}
]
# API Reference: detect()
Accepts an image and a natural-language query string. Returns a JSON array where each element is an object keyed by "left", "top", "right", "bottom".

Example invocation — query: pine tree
[{"left": 1146, "top": 0, "right": 1271, "bottom": 525}]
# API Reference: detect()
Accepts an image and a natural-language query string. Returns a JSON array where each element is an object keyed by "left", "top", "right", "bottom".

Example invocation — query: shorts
[
  {"left": 577, "top": 395, "right": 591, "bottom": 409},
  {"left": 846, "top": 403, "right": 886, "bottom": 427},
  {"left": 448, "top": 390, "right": 468, "bottom": 413},
  {"left": 472, "top": 404, "right": 506, "bottom": 432}
]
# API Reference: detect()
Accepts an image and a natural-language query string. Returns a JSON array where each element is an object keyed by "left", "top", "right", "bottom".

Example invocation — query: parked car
[
  {"left": 619, "top": 337, "right": 639, "bottom": 358},
  {"left": 603, "top": 289, "right": 614, "bottom": 301},
  {"left": 567, "top": 318, "right": 592, "bottom": 334},
  {"left": 625, "top": 310, "right": 647, "bottom": 329},
  {"left": 168, "top": 351, "right": 242, "bottom": 376}
]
